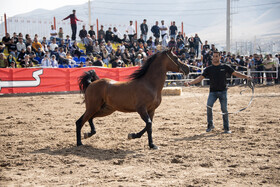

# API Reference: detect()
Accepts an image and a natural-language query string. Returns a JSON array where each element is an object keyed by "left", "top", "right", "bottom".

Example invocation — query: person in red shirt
[{"left": 62, "top": 10, "right": 82, "bottom": 41}]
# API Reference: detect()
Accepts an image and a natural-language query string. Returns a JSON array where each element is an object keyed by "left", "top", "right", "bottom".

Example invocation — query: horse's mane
[{"left": 130, "top": 51, "right": 165, "bottom": 80}]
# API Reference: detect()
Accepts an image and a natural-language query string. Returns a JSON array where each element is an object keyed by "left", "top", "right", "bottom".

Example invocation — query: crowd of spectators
[{"left": 0, "top": 19, "right": 279, "bottom": 84}]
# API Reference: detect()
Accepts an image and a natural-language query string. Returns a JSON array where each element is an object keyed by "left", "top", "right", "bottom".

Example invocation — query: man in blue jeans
[{"left": 185, "top": 51, "right": 251, "bottom": 133}]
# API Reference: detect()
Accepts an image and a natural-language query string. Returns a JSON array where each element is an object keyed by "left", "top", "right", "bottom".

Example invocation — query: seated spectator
[
  {"left": 16, "top": 37, "right": 26, "bottom": 53},
  {"left": 146, "top": 37, "right": 153, "bottom": 47},
  {"left": 134, "top": 54, "right": 143, "bottom": 66},
  {"left": 65, "top": 35, "right": 71, "bottom": 47},
  {"left": 92, "top": 41, "right": 100, "bottom": 56},
  {"left": 79, "top": 25, "right": 87, "bottom": 42},
  {"left": 122, "top": 34, "right": 130, "bottom": 48},
  {"left": 25, "top": 37, "right": 32, "bottom": 49},
  {"left": 20, "top": 54, "right": 33, "bottom": 68},
  {"left": 105, "top": 41, "right": 113, "bottom": 53},
  {"left": 49, "top": 38, "right": 58, "bottom": 52},
  {"left": 85, "top": 57, "right": 93, "bottom": 66},
  {"left": 112, "top": 27, "right": 122, "bottom": 43},
  {"left": 32, "top": 37, "right": 42, "bottom": 54},
  {"left": 66, "top": 51, "right": 76, "bottom": 65},
  {"left": 137, "top": 34, "right": 145, "bottom": 45},
  {"left": 119, "top": 41, "right": 126, "bottom": 53},
  {"left": 93, "top": 55, "right": 103, "bottom": 67},
  {"left": 58, "top": 47, "right": 69, "bottom": 65},
  {"left": 71, "top": 41, "right": 82, "bottom": 58},
  {"left": 0, "top": 42, "right": 5, "bottom": 53},
  {"left": 122, "top": 48, "right": 131, "bottom": 65},
  {"left": 41, "top": 54, "right": 52, "bottom": 67},
  {"left": 17, "top": 48, "right": 26, "bottom": 64},
  {"left": 105, "top": 27, "right": 113, "bottom": 43},
  {"left": 59, "top": 40, "right": 67, "bottom": 51},
  {"left": 100, "top": 46, "right": 109, "bottom": 66},
  {"left": 84, "top": 34, "right": 92, "bottom": 47},
  {"left": 41, "top": 41, "right": 48, "bottom": 52},
  {"left": 7, "top": 38, "right": 17, "bottom": 57},
  {"left": 12, "top": 32, "right": 18, "bottom": 44},
  {"left": 168, "top": 37, "right": 177, "bottom": 49},
  {"left": 86, "top": 40, "right": 94, "bottom": 56},
  {"left": 50, "top": 25, "right": 58, "bottom": 41},
  {"left": 98, "top": 34, "right": 105, "bottom": 44},
  {"left": 50, "top": 55, "right": 58, "bottom": 68},
  {"left": 0, "top": 53, "right": 8, "bottom": 68},
  {"left": 7, "top": 54, "right": 16, "bottom": 68},
  {"left": 37, "top": 47, "right": 45, "bottom": 59}
]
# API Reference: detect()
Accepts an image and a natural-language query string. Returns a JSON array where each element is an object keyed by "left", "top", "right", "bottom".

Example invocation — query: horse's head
[{"left": 165, "top": 48, "right": 189, "bottom": 75}]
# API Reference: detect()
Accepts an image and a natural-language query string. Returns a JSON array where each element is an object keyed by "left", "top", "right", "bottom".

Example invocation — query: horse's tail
[{"left": 78, "top": 70, "right": 100, "bottom": 94}]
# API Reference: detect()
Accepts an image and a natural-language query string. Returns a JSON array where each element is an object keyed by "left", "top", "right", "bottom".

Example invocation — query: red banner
[{"left": 0, "top": 67, "right": 139, "bottom": 94}]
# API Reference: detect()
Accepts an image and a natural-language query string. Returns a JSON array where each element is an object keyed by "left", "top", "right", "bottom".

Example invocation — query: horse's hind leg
[
  {"left": 84, "top": 118, "right": 96, "bottom": 139},
  {"left": 76, "top": 110, "right": 94, "bottom": 146}
]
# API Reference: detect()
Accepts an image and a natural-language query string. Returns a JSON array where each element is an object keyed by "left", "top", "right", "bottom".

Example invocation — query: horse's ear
[{"left": 168, "top": 47, "right": 173, "bottom": 53}]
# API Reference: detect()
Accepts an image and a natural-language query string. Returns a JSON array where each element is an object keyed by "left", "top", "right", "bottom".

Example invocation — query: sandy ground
[{"left": 0, "top": 85, "right": 280, "bottom": 186}]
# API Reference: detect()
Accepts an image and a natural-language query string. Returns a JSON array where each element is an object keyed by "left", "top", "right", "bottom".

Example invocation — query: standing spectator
[
  {"left": 126, "top": 20, "right": 136, "bottom": 42},
  {"left": 88, "top": 25, "right": 96, "bottom": 37},
  {"left": 50, "top": 25, "right": 58, "bottom": 41},
  {"left": 62, "top": 9, "right": 82, "bottom": 41},
  {"left": 263, "top": 54, "right": 276, "bottom": 85},
  {"left": 169, "top": 21, "right": 178, "bottom": 40},
  {"left": 194, "top": 34, "right": 202, "bottom": 57},
  {"left": 274, "top": 54, "right": 279, "bottom": 84},
  {"left": 79, "top": 25, "right": 87, "bottom": 42},
  {"left": 140, "top": 19, "right": 148, "bottom": 42},
  {"left": 58, "top": 27, "right": 64, "bottom": 41},
  {"left": 160, "top": 20, "right": 168, "bottom": 47},
  {"left": 98, "top": 25, "right": 105, "bottom": 41},
  {"left": 151, "top": 21, "right": 160, "bottom": 40},
  {"left": 255, "top": 55, "right": 264, "bottom": 84}
]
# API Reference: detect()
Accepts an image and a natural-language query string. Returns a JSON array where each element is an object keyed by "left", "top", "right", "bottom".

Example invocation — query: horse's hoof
[
  {"left": 128, "top": 133, "right": 134, "bottom": 140},
  {"left": 77, "top": 142, "right": 83, "bottom": 146},
  {"left": 84, "top": 133, "right": 89, "bottom": 139},
  {"left": 149, "top": 144, "right": 159, "bottom": 150}
]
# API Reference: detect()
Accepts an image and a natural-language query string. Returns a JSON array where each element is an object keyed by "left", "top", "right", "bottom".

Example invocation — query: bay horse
[{"left": 76, "top": 48, "right": 189, "bottom": 149}]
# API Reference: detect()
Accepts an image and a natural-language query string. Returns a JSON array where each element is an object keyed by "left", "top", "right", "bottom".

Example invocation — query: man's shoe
[
  {"left": 223, "top": 130, "right": 232, "bottom": 134},
  {"left": 206, "top": 125, "right": 215, "bottom": 132}
]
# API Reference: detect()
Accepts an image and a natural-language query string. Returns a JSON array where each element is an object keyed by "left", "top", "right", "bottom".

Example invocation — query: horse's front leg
[
  {"left": 84, "top": 118, "right": 97, "bottom": 139},
  {"left": 128, "top": 109, "right": 158, "bottom": 149}
]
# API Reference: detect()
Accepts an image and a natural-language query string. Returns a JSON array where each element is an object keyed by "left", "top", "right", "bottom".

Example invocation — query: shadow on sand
[{"left": 31, "top": 144, "right": 135, "bottom": 161}]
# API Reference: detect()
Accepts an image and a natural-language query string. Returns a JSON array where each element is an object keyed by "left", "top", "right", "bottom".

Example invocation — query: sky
[{"left": 0, "top": 0, "right": 88, "bottom": 17}]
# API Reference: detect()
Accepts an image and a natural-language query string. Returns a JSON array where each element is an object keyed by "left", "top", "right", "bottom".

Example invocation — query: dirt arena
[{"left": 0, "top": 85, "right": 279, "bottom": 186}]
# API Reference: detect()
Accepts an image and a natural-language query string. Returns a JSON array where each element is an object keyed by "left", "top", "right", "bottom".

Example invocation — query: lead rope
[{"left": 189, "top": 80, "right": 254, "bottom": 115}]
